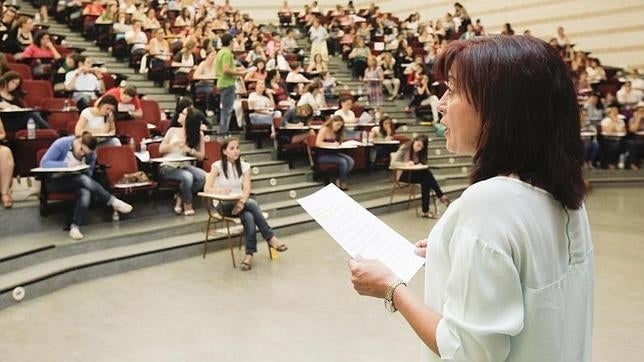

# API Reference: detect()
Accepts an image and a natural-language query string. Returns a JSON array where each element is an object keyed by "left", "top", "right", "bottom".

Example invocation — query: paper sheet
[{"left": 297, "top": 184, "right": 424, "bottom": 283}]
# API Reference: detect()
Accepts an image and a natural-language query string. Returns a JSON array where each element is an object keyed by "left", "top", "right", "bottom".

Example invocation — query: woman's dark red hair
[{"left": 434, "top": 36, "right": 585, "bottom": 209}]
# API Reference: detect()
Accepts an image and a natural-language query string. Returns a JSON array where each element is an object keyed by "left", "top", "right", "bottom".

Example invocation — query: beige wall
[{"left": 233, "top": 0, "right": 644, "bottom": 69}]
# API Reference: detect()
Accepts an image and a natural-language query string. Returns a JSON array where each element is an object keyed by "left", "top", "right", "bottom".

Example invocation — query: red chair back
[
  {"left": 96, "top": 146, "right": 138, "bottom": 187},
  {"left": 8, "top": 63, "right": 33, "bottom": 80},
  {"left": 41, "top": 97, "right": 76, "bottom": 110},
  {"left": 48, "top": 111, "right": 79, "bottom": 134},
  {"left": 147, "top": 142, "right": 162, "bottom": 158},
  {"left": 15, "top": 129, "right": 60, "bottom": 175},
  {"left": 202, "top": 140, "right": 221, "bottom": 172},
  {"left": 22, "top": 80, "right": 54, "bottom": 108},
  {"left": 115, "top": 121, "right": 151, "bottom": 151},
  {"left": 140, "top": 99, "right": 162, "bottom": 128}
]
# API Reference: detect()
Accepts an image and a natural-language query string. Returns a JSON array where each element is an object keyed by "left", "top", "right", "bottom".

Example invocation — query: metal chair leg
[
  {"left": 226, "top": 222, "right": 236, "bottom": 268},
  {"left": 203, "top": 216, "right": 211, "bottom": 259}
]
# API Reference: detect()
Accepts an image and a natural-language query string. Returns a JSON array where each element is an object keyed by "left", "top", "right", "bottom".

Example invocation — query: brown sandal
[
  {"left": 240, "top": 261, "right": 252, "bottom": 271},
  {"left": 421, "top": 212, "right": 437, "bottom": 219}
]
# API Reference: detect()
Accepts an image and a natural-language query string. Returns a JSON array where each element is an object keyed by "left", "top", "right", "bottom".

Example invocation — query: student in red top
[
  {"left": 19, "top": 31, "right": 61, "bottom": 60},
  {"left": 83, "top": 0, "right": 105, "bottom": 16},
  {"left": 98, "top": 85, "right": 143, "bottom": 119}
]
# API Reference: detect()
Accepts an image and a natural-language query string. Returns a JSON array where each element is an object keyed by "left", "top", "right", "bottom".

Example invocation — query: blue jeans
[
  {"left": 47, "top": 173, "right": 114, "bottom": 227},
  {"left": 249, "top": 112, "right": 274, "bottom": 125},
  {"left": 400, "top": 170, "right": 444, "bottom": 213},
  {"left": 160, "top": 165, "right": 206, "bottom": 203},
  {"left": 219, "top": 86, "right": 235, "bottom": 135},
  {"left": 219, "top": 198, "right": 275, "bottom": 254},
  {"left": 318, "top": 152, "right": 355, "bottom": 182}
]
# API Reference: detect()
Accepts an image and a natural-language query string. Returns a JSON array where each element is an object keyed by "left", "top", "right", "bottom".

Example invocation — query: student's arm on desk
[
  {"left": 40, "top": 143, "right": 68, "bottom": 168},
  {"left": 315, "top": 127, "right": 339, "bottom": 147}
]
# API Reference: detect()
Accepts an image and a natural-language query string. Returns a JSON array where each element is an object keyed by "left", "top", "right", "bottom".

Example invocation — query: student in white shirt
[
  {"left": 64, "top": 55, "right": 103, "bottom": 110},
  {"left": 248, "top": 81, "right": 280, "bottom": 125},
  {"left": 74, "top": 95, "right": 120, "bottom": 147},
  {"left": 204, "top": 137, "right": 287, "bottom": 271},
  {"left": 349, "top": 36, "right": 593, "bottom": 362}
]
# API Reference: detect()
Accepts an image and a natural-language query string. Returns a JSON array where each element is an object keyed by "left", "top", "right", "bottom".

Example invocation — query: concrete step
[
  {"left": 430, "top": 162, "right": 473, "bottom": 176},
  {"left": 0, "top": 183, "right": 469, "bottom": 310},
  {"left": 241, "top": 149, "right": 275, "bottom": 163}
]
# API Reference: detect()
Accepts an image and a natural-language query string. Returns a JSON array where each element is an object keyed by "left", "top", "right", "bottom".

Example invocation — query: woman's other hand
[
  {"left": 415, "top": 239, "right": 428, "bottom": 257},
  {"left": 348, "top": 257, "right": 398, "bottom": 298}
]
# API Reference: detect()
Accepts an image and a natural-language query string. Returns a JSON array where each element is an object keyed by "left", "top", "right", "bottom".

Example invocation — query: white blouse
[
  {"left": 212, "top": 160, "right": 250, "bottom": 196},
  {"left": 422, "top": 176, "right": 593, "bottom": 361}
]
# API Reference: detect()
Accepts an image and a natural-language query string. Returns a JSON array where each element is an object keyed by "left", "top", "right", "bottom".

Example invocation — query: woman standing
[
  {"left": 309, "top": 17, "right": 329, "bottom": 63},
  {"left": 315, "top": 116, "right": 355, "bottom": 190},
  {"left": 204, "top": 138, "right": 287, "bottom": 271},
  {"left": 364, "top": 57, "right": 384, "bottom": 107},
  {"left": 159, "top": 107, "right": 206, "bottom": 216},
  {"left": 349, "top": 36, "right": 592, "bottom": 361}
]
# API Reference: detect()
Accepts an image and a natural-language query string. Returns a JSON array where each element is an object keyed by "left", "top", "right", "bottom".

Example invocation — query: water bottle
[
  {"left": 112, "top": 211, "right": 120, "bottom": 222},
  {"left": 27, "top": 118, "right": 36, "bottom": 140},
  {"left": 618, "top": 153, "right": 626, "bottom": 169},
  {"left": 361, "top": 130, "right": 368, "bottom": 144},
  {"left": 140, "top": 139, "right": 147, "bottom": 152},
  {"left": 63, "top": 99, "right": 69, "bottom": 112},
  {"left": 357, "top": 85, "right": 363, "bottom": 95}
]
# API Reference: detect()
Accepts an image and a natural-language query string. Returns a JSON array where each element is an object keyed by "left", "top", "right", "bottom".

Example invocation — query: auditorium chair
[
  {"left": 96, "top": 145, "right": 157, "bottom": 196},
  {"left": 115, "top": 120, "right": 151, "bottom": 151},
  {"left": 35, "top": 149, "right": 76, "bottom": 217},
  {"left": 304, "top": 133, "right": 339, "bottom": 184},
  {"left": 202, "top": 140, "right": 222, "bottom": 173},
  {"left": 13, "top": 129, "right": 60, "bottom": 176},
  {"left": 7, "top": 62, "right": 33, "bottom": 80},
  {"left": 21, "top": 80, "right": 56, "bottom": 108}
]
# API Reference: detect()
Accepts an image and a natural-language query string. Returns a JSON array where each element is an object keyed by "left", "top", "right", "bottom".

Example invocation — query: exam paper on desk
[{"left": 297, "top": 184, "right": 424, "bottom": 283}]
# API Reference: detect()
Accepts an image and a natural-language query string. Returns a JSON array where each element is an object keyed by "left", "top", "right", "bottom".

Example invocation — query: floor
[{"left": 0, "top": 187, "right": 642, "bottom": 362}]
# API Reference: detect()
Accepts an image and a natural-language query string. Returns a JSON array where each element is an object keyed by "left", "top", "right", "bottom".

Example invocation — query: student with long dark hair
[
  {"left": 204, "top": 137, "right": 287, "bottom": 271},
  {"left": 159, "top": 107, "right": 206, "bottom": 216},
  {"left": 390, "top": 135, "right": 450, "bottom": 218},
  {"left": 0, "top": 71, "right": 51, "bottom": 130},
  {"left": 315, "top": 115, "right": 355, "bottom": 190},
  {"left": 349, "top": 36, "right": 592, "bottom": 361}
]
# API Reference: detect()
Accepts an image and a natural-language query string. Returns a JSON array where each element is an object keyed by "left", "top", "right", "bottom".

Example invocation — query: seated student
[
  {"left": 125, "top": 20, "right": 148, "bottom": 56},
  {"left": 266, "top": 48, "right": 290, "bottom": 72},
  {"left": 98, "top": 85, "right": 143, "bottom": 120},
  {"left": 74, "top": 95, "right": 121, "bottom": 147},
  {"left": 279, "top": 104, "right": 315, "bottom": 144},
  {"left": 306, "top": 53, "right": 328, "bottom": 73},
  {"left": 204, "top": 137, "right": 288, "bottom": 271},
  {"left": 244, "top": 58, "right": 268, "bottom": 82},
  {"left": 248, "top": 81, "right": 280, "bottom": 125},
  {"left": 599, "top": 106, "right": 627, "bottom": 169},
  {"left": 5, "top": 16, "right": 34, "bottom": 54},
  {"left": 297, "top": 82, "right": 326, "bottom": 114},
  {"left": 0, "top": 71, "right": 51, "bottom": 131},
  {"left": 333, "top": 95, "right": 356, "bottom": 125},
  {"left": 347, "top": 37, "right": 370, "bottom": 80},
  {"left": 285, "top": 61, "right": 311, "bottom": 84},
  {"left": 390, "top": 135, "right": 450, "bottom": 218},
  {"left": 171, "top": 39, "right": 197, "bottom": 81},
  {"left": 315, "top": 115, "right": 355, "bottom": 190},
  {"left": 64, "top": 55, "right": 103, "bottom": 110},
  {"left": 0, "top": 116, "right": 15, "bottom": 208},
  {"left": 146, "top": 28, "right": 171, "bottom": 83},
  {"left": 158, "top": 106, "right": 206, "bottom": 216},
  {"left": 265, "top": 69, "right": 291, "bottom": 109},
  {"left": 192, "top": 50, "right": 218, "bottom": 114},
  {"left": 40, "top": 132, "right": 133, "bottom": 240},
  {"left": 142, "top": 8, "right": 160, "bottom": 29},
  {"left": 626, "top": 103, "right": 644, "bottom": 170},
  {"left": 579, "top": 108, "right": 599, "bottom": 169},
  {"left": 18, "top": 31, "right": 62, "bottom": 77},
  {"left": 405, "top": 74, "right": 439, "bottom": 121}
]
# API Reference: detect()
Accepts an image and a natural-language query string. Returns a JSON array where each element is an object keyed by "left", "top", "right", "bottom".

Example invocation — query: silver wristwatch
[{"left": 384, "top": 279, "right": 406, "bottom": 313}]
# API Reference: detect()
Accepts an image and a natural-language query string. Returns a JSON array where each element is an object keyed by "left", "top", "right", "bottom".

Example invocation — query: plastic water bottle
[
  {"left": 112, "top": 211, "right": 120, "bottom": 222},
  {"left": 140, "top": 139, "right": 147, "bottom": 152},
  {"left": 27, "top": 118, "right": 36, "bottom": 140},
  {"left": 361, "top": 130, "right": 368, "bottom": 144},
  {"left": 63, "top": 99, "right": 70, "bottom": 112}
]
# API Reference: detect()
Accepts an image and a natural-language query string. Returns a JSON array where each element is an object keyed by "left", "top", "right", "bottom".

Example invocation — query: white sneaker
[
  {"left": 69, "top": 226, "right": 84, "bottom": 240},
  {"left": 112, "top": 198, "right": 133, "bottom": 214}
]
